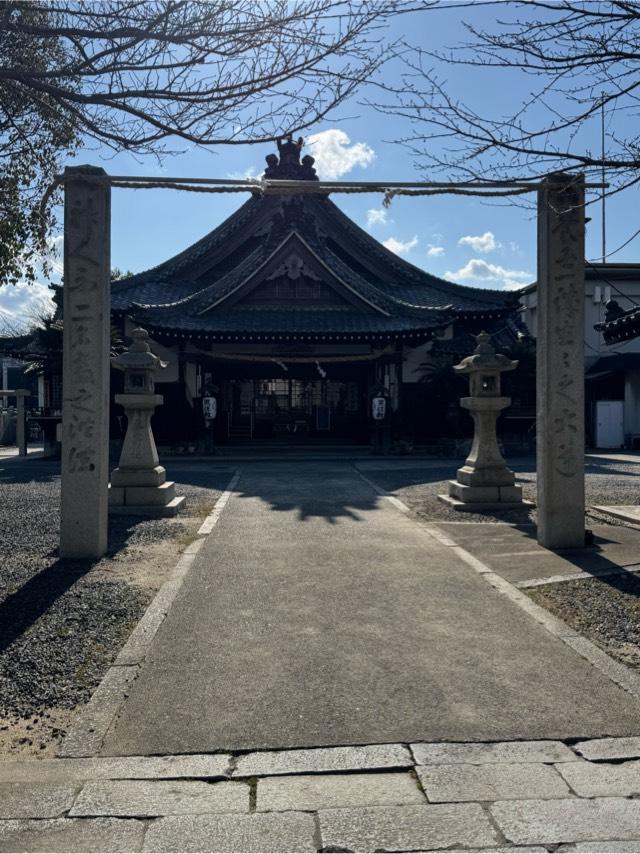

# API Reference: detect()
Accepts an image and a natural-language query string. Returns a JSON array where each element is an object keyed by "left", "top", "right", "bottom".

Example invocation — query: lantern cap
[
  {"left": 453, "top": 331, "right": 518, "bottom": 375},
  {"left": 112, "top": 328, "right": 168, "bottom": 373}
]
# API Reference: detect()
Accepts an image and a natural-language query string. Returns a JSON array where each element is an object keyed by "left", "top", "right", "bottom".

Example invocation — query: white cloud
[
  {"left": 305, "top": 129, "right": 375, "bottom": 179},
  {"left": 226, "top": 166, "right": 262, "bottom": 181},
  {"left": 383, "top": 235, "right": 418, "bottom": 255},
  {"left": 427, "top": 245, "right": 444, "bottom": 257},
  {"left": 366, "top": 208, "right": 387, "bottom": 228},
  {"left": 458, "top": 231, "right": 499, "bottom": 253},
  {"left": 0, "top": 281, "right": 56, "bottom": 332},
  {"left": 444, "top": 258, "right": 532, "bottom": 290}
]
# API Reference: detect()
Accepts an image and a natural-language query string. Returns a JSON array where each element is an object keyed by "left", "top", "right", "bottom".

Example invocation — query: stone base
[
  {"left": 111, "top": 465, "right": 166, "bottom": 487},
  {"left": 456, "top": 465, "right": 515, "bottom": 488},
  {"left": 438, "top": 494, "right": 535, "bottom": 513},
  {"left": 448, "top": 481, "right": 523, "bottom": 503},
  {"left": 109, "top": 481, "right": 185, "bottom": 517},
  {"left": 109, "top": 495, "right": 186, "bottom": 517}
]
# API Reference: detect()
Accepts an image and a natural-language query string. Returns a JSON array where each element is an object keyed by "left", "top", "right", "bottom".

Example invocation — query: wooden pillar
[
  {"left": 60, "top": 166, "right": 111, "bottom": 559},
  {"left": 536, "top": 173, "right": 585, "bottom": 549}
]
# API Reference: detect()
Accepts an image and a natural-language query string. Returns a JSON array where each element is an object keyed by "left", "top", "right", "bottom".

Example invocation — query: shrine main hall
[{"left": 111, "top": 139, "right": 525, "bottom": 448}]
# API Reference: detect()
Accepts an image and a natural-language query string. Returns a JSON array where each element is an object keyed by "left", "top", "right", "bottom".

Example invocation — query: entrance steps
[{"left": 229, "top": 425, "right": 252, "bottom": 440}]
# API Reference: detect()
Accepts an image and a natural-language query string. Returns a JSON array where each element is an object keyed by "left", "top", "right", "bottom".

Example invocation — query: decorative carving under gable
[{"left": 266, "top": 252, "right": 321, "bottom": 282}]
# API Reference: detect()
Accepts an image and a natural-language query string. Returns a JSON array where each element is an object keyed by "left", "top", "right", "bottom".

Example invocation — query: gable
[
  {"left": 238, "top": 249, "right": 352, "bottom": 308},
  {"left": 198, "top": 232, "right": 387, "bottom": 316}
]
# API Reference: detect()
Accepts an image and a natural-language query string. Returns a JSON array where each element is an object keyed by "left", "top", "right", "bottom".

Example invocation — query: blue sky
[{"left": 2, "top": 4, "right": 637, "bottom": 327}]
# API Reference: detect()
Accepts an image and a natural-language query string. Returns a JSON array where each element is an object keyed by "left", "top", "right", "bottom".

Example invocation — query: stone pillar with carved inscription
[
  {"left": 60, "top": 166, "right": 111, "bottom": 559},
  {"left": 438, "top": 332, "right": 531, "bottom": 512},
  {"left": 537, "top": 173, "right": 586, "bottom": 549},
  {"left": 109, "top": 328, "right": 185, "bottom": 516}
]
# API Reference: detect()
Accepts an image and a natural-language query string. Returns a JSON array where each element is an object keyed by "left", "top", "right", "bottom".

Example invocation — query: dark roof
[
  {"left": 596, "top": 301, "right": 640, "bottom": 345},
  {"left": 431, "top": 314, "right": 532, "bottom": 359},
  {"left": 112, "top": 149, "right": 518, "bottom": 341}
]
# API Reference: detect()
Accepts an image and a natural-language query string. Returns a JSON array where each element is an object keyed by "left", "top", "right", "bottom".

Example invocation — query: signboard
[
  {"left": 202, "top": 396, "right": 217, "bottom": 420},
  {"left": 372, "top": 396, "right": 386, "bottom": 421}
]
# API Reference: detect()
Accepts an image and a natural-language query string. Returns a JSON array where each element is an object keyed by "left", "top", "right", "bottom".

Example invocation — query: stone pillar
[
  {"left": 15, "top": 389, "right": 28, "bottom": 456},
  {"left": 60, "top": 166, "right": 111, "bottom": 559},
  {"left": 537, "top": 173, "right": 585, "bottom": 549}
]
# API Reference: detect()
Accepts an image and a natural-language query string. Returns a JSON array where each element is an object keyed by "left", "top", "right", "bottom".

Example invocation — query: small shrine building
[{"left": 111, "top": 138, "right": 525, "bottom": 447}]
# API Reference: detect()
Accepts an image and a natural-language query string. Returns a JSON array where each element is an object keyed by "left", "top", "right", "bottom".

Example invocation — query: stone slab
[
  {"left": 59, "top": 666, "right": 139, "bottom": 758},
  {"left": 593, "top": 505, "right": 640, "bottom": 525},
  {"left": 111, "top": 465, "right": 166, "bottom": 487},
  {"left": 0, "top": 784, "right": 79, "bottom": 819},
  {"left": 438, "top": 494, "right": 533, "bottom": 512},
  {"left": 0, "top": 818, "right": 145, "bottom": 852},
  {"left": 491, "top": 798, "right": 640, "bottom": 844},
  {"left": 411, "top": 740, "right": 576, "bottom": 765},
  {"left": 69, "top": 780, "right": 248, "bottom": 818},
  {"left": 0, "top": 755, "right": 230, "bottom": 784},
  {"left": 233, "top": 744, "right": 412, "bottom": 777},
  {"left": 575, "top": 736, "right": 640, "bottom": 761},
  {"left": 558, "top": 843, "right": 640, "bottom": 852},
  {"left": 109, "top": 496, "right": 185, "bottom": 517},
  {"left": 449, "top": 482, "right": 501, "bottom": 502},
  {"left": 143, "top": 812, "right": 316, "bottom": 852},
  {"left": 317, "top": 803, "right": 499, "bottom": 852},
  {"left": 456, "top": 464, "right": 515, "bottom": 487},
  {"left": 256, "top": 772, "right": 424, "bottom": 812},
  {"left": 124, "top": 482, "right": 176, "bottom": 506},
  {"left": 558, "top": 759, "right": 640, "bottom": 797},
  {"left": 417, "top": 762, "right": 571, "bottom": 802}
]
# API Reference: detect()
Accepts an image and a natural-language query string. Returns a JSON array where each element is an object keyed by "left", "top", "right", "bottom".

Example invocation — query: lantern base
[
  {"left": 448, "top": 481, "right": 523, "bottom": 503},
  {"left": 438, "top": 490, "right": 534, "bottom": 513},
  {"left": 109, "top": 478, "right": 186, "bottom": 517}
]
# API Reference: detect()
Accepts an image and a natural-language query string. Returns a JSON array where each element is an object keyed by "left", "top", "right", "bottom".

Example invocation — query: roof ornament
[
  {"left": 264, "top": 135, "right": 318, "bottom": 181},
  {"left": 604, "top": 298, "right": 625, "bottom": 322}
]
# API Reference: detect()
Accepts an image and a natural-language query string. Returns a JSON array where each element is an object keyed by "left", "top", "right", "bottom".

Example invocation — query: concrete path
[{"left": 101, "top": 461, "right": 640, "bottom": 756}]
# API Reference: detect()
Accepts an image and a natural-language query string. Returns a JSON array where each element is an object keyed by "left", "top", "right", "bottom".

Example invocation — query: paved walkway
[
  {"left": 5, "top": 736, "right": 640, "bottom": 851},
  {"left": 99, "top": 461, "right": 640, "bottom": 756}
]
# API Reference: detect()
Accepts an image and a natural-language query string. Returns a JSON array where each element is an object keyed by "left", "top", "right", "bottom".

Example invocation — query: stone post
[
  {"left": 15, "top": 389, "right": 28, "bottom": 456},
  {"left": 537, "top": 173, "right": 585, "bottom": 549},
  {"left": 60, "top": 166, "right": 111, "bottom": 559}
]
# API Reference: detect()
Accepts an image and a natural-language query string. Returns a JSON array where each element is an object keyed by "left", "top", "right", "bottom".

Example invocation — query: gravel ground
[
  {"left": 359, "top": 457, "right": 640, "bottom": 527},
  {"left": 529, "top": 573, "right": 640, "bottom": 670},
  {"left": 0, "top": 457, "right": 230, "bottom": 756}
]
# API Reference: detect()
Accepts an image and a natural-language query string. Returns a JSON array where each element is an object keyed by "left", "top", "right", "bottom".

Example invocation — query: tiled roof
[
  {"left": 112, "top": 190, "right": 518, "bottom": 339},
  {"left": 596, "top": 304, "right": 640, "bottom": 344}
]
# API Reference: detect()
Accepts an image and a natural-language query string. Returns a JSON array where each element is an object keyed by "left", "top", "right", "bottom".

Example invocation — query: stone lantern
[
  {"left": 439, "top": 331, "right": 530, "bottom": 511},
  {"left": 109, "top": 328, "right": 185, "bottom": 516}
]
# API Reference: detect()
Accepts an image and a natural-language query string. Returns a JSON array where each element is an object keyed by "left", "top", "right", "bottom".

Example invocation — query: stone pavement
[
  {"left": 4, "top": 739, "right": 640, "bottom": 850},
  {"left": 95, "top": 461, "right": 640, "bottom": 756}
]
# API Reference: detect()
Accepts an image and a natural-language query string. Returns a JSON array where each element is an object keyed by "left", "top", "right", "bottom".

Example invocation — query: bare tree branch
[
  {"left": 371, "top": 1, "right": 640, "bottom": 202},
  {"left": 0, "top": 0, "right": 412, "bottom": 287}
]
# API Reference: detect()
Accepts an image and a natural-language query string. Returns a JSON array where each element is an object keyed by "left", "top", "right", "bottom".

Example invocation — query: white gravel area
[
  {"left": 360, "top": 458, "right": 640, "bottom": 526},
  {"left": 0, "top": 458, "right": 229, "bottom": 756}
]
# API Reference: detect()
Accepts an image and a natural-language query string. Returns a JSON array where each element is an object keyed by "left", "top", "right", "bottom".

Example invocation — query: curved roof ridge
[
  {"left": 311, "top": 196, "right": 518, "bottom": 308},
  {"left": 111, "top": 195, "right": 265, "bottom": 288},
  {"left": 117, "top": 245, "right": 267, "bottom": 313}
]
